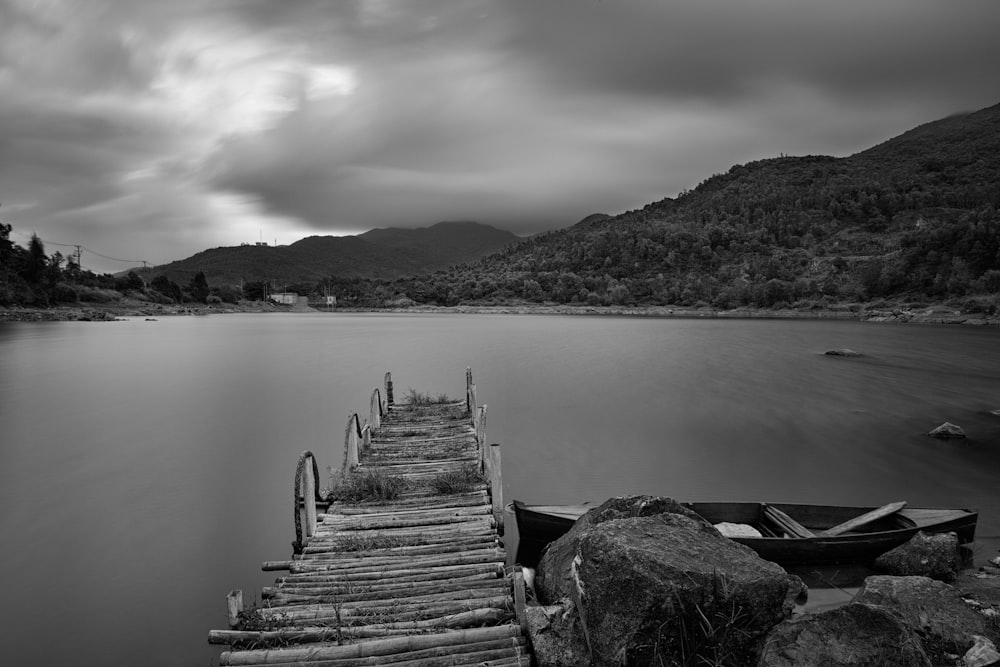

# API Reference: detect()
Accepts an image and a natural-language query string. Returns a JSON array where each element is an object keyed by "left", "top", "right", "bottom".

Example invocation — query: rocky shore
[
  {"left": 3, "top": 299, "right": 997, "bottom": 325},
  {"left": 526, "top": 496, "right": 1000, "bottom": 667},
  {"left": 0, "top": 300, "right": 282, "bottom": 322}
]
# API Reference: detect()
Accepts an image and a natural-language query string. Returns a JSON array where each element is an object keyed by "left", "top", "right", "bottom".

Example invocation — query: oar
[{"left": 819, "top": 501, "right": 907, "bottom": 537}]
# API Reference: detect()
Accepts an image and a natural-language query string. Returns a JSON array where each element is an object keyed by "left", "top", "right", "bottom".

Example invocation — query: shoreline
[{"left": 1, "top": 301, "right": 998, "bottom": 326}]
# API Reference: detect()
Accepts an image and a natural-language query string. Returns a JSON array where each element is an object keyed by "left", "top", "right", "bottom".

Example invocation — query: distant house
[
  {"left": 324, "top": 295, "right": 337, "bottom": 306},
  {"left": 270, "top": 292, "right": 297, "bottom": 305}
]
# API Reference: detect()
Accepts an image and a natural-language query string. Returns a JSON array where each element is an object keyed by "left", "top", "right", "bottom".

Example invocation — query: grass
[
  {"left": 629, "top": 574, "right": 761, "bottom": 667},
  {"left": 404, "top": 388, "right": 452, "bottom": 405},
  {"left": 329, "top": 533, "right": 406, "bottom": 552},
  {"left": 427, "top": 466, "right": 484, "bottom": 495},
  {"left": 327, "top": 469, "right": 408, "bottom": 502}
]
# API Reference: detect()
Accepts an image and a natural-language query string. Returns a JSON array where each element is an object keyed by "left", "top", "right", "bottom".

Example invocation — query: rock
[
  {"left": 874, "top": 531, "right": 962, "bottom": 581},
  {"left": 854, "top": 575, "right": 1000, "bottom": 661},
  {"left": 569, "top": 513, "right": 805, "bottom": 666},
  {"left": 525, "top": 601, "right": 592, "bottom": 667},
  {"left": 758, "top": 603, "right": 931, "bottom": 666},
  {"left": 963, "top": 635, "right": 1000, "bottom": 667},
  {"left": 929, "top": 422, "right": 967, "bottom": 439},
  {"left": 536, "top": 495, "right": 709, "bottom": 603},
  {"left": 825, "top": 348, "right": 862, "bottom": 356},
  {"left": 954, "top": 568, "right": 1000, "bottom": 611},
  {"left": 714, "top": 522, "right": 763, "bottom": 538}
]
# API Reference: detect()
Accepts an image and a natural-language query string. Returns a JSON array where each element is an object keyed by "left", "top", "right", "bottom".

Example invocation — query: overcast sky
[{"left": 1, "top": 0, "right": 999, "bottom": 273}]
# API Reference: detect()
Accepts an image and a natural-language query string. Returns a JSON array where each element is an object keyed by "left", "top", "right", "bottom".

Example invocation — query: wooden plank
[
  {"left": 819, "top": 501, "right": 907, "bottom": 537},
  {"left": 226, "top": 590, "right": 243, "bottom": 629},
  {"left": 762, "top": 505, "right": 815, "bottom": 538}
]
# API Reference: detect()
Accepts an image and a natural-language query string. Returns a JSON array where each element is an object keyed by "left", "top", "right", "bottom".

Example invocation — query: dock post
[
  {"left": 344, "top": 414, "right": 360, "bottom": 470},
  {"left": 384, "top": 371, "right": 394, "bottom": 406},
  {"left": 369, "top": 388, "right": 382, "bottom": 430},
  {"left": 488, "top": 442, "right": 503, "bottom": 530},
  {"left": 226, "top": 590, "right": 243, "bottom": 629},
  {"left": 294, "top": 451, "right": 319, "bottom": 553},
  {"left": 466, "top": 367, "right": 473, "bottom": 412}
]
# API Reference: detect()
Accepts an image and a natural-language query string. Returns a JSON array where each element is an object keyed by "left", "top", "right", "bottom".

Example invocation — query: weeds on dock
[
  {"left": 428, "top": 466, "right": 484, "bottom": 495},
  {"left": 330, "top": 533, "right": 406, "bottom": 552},
  {"left": 327, "top": 469, "right": 409, "bottom": 502},
  {"left": 404, "top": 388, "right": 452, "bottom": 405}
]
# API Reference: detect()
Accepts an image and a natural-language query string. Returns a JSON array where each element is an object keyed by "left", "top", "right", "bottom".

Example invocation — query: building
[{"left": 269, "top": 292, "right": 297, "bottom": 305}]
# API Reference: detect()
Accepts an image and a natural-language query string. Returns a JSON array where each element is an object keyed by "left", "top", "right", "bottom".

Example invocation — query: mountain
[
  {"left": 143, "top": 221, "right": 521, "bottom": 286},
  {"left": 351, "top": 103, "right": 1000, "bottom": 310}
]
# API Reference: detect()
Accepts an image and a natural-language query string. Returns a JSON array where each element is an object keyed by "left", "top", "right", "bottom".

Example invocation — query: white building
[{"left": 269, "top": 292, "right": 297, "bottom": 305}]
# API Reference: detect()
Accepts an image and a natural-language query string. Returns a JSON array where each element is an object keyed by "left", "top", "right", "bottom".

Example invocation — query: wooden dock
[{"left": 208, "top": 369, "right": 531, "bottom": 666}]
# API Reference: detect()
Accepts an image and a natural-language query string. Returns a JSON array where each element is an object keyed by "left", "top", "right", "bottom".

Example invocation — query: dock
[{"left": 208, "top": 369, "right": 532, "bottom": 666}]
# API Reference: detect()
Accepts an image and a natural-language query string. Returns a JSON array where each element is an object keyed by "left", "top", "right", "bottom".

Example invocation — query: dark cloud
[{"left": 1, "top": 0, "right": 999, "bottom": 271}]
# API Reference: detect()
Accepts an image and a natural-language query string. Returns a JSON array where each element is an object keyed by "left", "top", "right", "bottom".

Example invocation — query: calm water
[{"left": 1, "top": 313, "right": 998, "bottom": 665}]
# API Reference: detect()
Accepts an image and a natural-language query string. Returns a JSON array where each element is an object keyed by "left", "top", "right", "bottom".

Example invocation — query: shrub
[
  {"left": 328, "top": 470, "right": 408, "bottom": 502},
  {"left": 428, "top": 467, "right": 483, "bottom": 495},
  {"left": 76, "top": 286, "right": 122, "bottom": 303},
  {"left": 50, "top": 283, "right": 79, "bottom": 303},
  {"left": 405, "top": 388, "right": 452, "bottom": 405},
  {"left": 207, "top": 295, "right": 223, "bottom": 305}
]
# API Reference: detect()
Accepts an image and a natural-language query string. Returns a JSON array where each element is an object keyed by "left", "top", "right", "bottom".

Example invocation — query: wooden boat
[{"left": 511, "top": 500, "right": 977, "bottom": 567}]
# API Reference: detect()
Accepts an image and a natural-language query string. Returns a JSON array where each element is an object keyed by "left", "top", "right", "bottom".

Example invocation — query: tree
[
  {"left": 22, "top": 234, "right": 47, "bottom": 285},
  {"left": 151, "top": 275, "right": 182, "bottom": 302},
  {"left": 188, "top": 271, "right": 210, "bottom": 303}
]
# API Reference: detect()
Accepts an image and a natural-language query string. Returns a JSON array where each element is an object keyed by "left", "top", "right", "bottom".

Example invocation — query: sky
[{"left": 1, "top": 0, "right": 999, "bottom": 274}]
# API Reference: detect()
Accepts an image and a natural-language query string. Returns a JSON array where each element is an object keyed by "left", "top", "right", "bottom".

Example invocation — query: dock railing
[{"left": 466, "top": 367, "right": 501, "bottom": 528}]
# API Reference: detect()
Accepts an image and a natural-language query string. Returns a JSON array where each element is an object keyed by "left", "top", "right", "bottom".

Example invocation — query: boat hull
[{"left": 512, "top": 500, "right": 977, "bottom": 567}]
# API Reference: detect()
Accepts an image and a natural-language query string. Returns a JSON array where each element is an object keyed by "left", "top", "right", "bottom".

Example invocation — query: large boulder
[
  {"left": 538, "top": 501, "right": 805, "bottom": 667},
  {"left": 758, "top": 603, "right": 932, "bottom": 666},
  {"left": 536, "top": 495, "right": 709, "bottom": 603},
  {"left": 874, "top": 531, "right": 962, "bottom": 582},
  {"left": 854, "top": 575, "right": 1000, "bottom": 662},
  {"left": 524, "top": 600, "right": 592, "bottom": 667}
]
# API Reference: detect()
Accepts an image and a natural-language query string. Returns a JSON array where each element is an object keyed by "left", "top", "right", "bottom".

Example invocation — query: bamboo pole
[
  {"left": 214, "top": 625, "right": 525, "bottom": 656},
  {"left": 262, "top": 560, "right": 292, "bottom": 571},
  {"left": 272, "top": 571, "right": 503, "bottom": 592},
  {"left": 266, "top": 579, "right": 511, "bottom": 603},
  {"left": 289, "top": 560, "right": 505, "bottom": 580},
  {"left": 302, "top": 534, "right": 498, "bottom": 556},
  {"left": 262, "top": 595, "right": 513, "bottom": 620},
  {"left": 281, "top": 551, "right": 505, "bottom": 577}
]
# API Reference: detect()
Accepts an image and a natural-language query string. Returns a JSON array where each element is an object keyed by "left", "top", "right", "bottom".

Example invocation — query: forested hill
[
  {"left": 380, "top": 102, "right": 1000, "bottom": 310},
  {"left": 144, "top": 221, "right": 521, "bottom": 286}
]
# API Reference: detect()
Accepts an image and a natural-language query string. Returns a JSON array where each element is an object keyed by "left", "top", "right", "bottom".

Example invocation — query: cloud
[{"left": 1, "top": 0, "right": 999, "bottom": 271}]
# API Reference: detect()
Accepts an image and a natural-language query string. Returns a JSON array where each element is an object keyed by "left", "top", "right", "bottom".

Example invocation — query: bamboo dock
[{"left": 208, "top": 369, "right": 532, "bottom": 666}]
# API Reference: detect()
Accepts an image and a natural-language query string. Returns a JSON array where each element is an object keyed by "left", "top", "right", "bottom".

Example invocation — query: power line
[{"left": 8, "top": 229, "right": 152, "bottom": 268}]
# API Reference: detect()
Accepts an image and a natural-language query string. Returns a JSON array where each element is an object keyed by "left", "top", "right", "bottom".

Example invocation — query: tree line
[{"left": 0, "top": 223, "right": 236, "bottom": 307}]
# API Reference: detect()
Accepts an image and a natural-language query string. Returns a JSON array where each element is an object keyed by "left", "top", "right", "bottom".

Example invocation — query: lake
[{"left": 1, "top": 313, "right": 998, "bottom": 666}]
